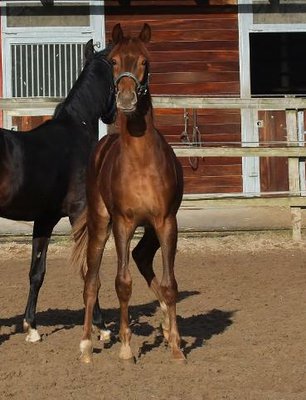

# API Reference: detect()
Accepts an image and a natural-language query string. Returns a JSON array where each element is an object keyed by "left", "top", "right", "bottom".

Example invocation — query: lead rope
[
  {"left": 190, "top": 109, "right": 201, "bottom": 170},
  {"left": 180, "top": 108, "right": 201, "bottom": 170},
  {"left": 180, "top": 108, "right": 189, "bottom": 144}
]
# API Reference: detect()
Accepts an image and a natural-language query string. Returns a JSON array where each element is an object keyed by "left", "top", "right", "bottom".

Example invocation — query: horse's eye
[
  {"left": 111, "top": 59, "right": 117, "bottom": 65},
  {"left": 142, "top": 60, "right": 147, "bottom": 66}
]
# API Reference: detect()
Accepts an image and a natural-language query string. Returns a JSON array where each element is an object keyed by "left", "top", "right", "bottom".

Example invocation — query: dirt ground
[{"left": 0, "top": 231, "right": 306, "bottom": 400}]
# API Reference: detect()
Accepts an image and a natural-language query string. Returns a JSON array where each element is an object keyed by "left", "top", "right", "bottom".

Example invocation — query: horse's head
[
  {"left": 109, "top": 23, "right": 151, "bottom": 114},
  {"left": 84, "top": 40, "right": 117, "bottom": 125}
]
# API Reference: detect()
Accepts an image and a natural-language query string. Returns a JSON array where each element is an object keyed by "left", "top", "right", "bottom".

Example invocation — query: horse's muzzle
[{"left": 116, "top": 90, "right": 137, "bottom": 113}]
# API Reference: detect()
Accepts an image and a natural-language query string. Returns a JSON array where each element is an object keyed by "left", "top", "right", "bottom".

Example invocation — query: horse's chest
[{"left": 112, "top": 170, "right": 167, "bottom": 218}]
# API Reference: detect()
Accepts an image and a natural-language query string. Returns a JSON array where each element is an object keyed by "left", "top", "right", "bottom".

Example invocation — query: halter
[{"left": 114, "top": 70, "right": 150, "bottom": 97}]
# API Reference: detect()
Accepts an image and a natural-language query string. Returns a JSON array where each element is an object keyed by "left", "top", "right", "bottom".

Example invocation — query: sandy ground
[{"left": 0, "top": 231, "right": 306, "bottom": 400}]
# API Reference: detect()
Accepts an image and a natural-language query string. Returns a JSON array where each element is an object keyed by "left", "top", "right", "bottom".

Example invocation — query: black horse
[{"left": 0, "top": 41, "right": 116, "bottom": 343}]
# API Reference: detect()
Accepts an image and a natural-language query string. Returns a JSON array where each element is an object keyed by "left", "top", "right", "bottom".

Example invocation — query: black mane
[{"left": 55, "top": 45, "right": 115, "bottom": 127}]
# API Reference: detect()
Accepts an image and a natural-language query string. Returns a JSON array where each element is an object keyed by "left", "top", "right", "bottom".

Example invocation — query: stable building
[{"left": 1, "top": 0, "right": 306, "bottom": 196}]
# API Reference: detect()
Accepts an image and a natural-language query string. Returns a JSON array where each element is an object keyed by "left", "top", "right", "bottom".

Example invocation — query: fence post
[{"left": 286, "top": 109, "right": 302, "bottom": 241}]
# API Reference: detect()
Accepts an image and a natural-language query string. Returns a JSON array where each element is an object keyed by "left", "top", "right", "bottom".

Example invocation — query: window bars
[{"left": 11, "top": 42, "right": 85, "bottom": 97}]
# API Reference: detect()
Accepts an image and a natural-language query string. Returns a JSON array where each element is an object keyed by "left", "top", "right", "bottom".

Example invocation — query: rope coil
[{"left": 180, "top": 108, "right": 202, "bottom": 170}]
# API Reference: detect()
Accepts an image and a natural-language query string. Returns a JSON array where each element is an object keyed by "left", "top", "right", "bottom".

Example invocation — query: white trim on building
[{"left": 238, "top": 0, "right": 306, "bottom": 195}]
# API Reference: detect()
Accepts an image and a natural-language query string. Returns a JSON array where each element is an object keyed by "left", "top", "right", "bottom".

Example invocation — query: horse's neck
[
  {"left": 119, "top": 106, "right": 160, "bottom": 161},
  {"left": 122, "top": 105, "right": 155, "bottom": 136},
  {"left": 56, "top": 70, "right": 103, "bottom": 133},
  {"left": 123, "top": 94, "right": 154, "bottom": 135},
  {"left": 61, "top": 97, "right": 98, "bottom": 133}
]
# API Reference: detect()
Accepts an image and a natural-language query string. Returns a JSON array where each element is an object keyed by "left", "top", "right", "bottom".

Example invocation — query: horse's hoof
[
  {"left": 80, "top": 339, "right": 93, "bottom": 364},
  {"left": 119, "top": 344, "right": 134, "bottom": 361},
  {"left": 120, "top": 355, "right": 136, "bottom": 365},
  {"left": 80, "top": 353, "right": 93, "bottom": 364},
  {"left": 99, "top": 329, "right": 111, "bottom": 343},
  {"left": 172, "top": 349, "right": 186, "bottom": 364},
  {"left": 23, "top": 321, "right": 41, "bottom": 343}
]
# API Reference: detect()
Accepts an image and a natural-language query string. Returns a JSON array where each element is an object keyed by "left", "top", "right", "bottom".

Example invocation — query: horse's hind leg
[
  {"left": 23, "top": 216, "right": 60, "bottom": 342},
  {"left": 92, "top": 297, "right": 111, "bottom": 342},
  {"left": 80, "top": 212, "right": 111, "bottom": 363},
  {"left": 70, "top": 212, "right": 110, "bottom": 342},
  {"left": 155, "top": 216, "right": 185, "bottom": 361},
  {"left": 132, "top": 227, "right": 170, "bottom": 339}
]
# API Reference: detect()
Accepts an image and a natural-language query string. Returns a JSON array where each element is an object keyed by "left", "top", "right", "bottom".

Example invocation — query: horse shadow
[
  {"left": 0, "top": 290, "right": 235, "bottom": 358},
  {"left": 135, "top": 291, "right": 235, "bottom": 358}
]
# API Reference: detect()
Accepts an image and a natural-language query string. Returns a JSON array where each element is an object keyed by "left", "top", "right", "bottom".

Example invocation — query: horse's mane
[{"left": 54, "top": 44, "right": 114, "bottom": 125}]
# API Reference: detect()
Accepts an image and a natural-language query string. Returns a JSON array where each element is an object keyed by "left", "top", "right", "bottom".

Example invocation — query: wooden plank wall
[
  {"left": 105, "top": 1, "right": 241, "bottom": 194},
  {"left": 258, "top": 111, "right": 289, "bottom": 193}
]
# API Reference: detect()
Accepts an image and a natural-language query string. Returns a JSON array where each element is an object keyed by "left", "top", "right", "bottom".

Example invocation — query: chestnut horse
[{"left": 73, "top": 23, "right": 185, "bottom": 362}]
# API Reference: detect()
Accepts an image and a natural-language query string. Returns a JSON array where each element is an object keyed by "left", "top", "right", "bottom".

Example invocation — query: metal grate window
[{"left": 11, "top": 42, "right": 86, "bottom": 97}]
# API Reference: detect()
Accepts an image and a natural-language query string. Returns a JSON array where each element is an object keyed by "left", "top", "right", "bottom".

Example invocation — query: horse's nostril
[{"left": 131, "top": 91, "right": 137, "bottom": 105}]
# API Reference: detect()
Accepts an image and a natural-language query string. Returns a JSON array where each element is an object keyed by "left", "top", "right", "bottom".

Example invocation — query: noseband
[{"left": 114, "top": 70, "right": 150, "bottom": 97}]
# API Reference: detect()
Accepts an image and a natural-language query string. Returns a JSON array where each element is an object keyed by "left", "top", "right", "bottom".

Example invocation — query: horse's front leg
[
  {"left": 80, "top": 215, "right": 111, "bottom": 363},
  {"left": 155, "top": 216, "right": 185, "bottom": 362},
  {"left": 113, "top": 217, "right": 135, "bottom": 361},
  {"left": 23, "top": 217, "right": 59, "bottom": 342}
]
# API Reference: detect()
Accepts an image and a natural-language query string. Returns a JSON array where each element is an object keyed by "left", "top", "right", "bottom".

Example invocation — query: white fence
[{"left": 1, "top": 95, "right": 306, "bottom": 239}]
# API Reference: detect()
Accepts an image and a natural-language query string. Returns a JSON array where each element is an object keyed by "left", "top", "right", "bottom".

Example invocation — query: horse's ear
[
  {"left": 112, "top": 23, "right": 124, "bottom": 44},
  {"left": 139, "top": 23, "right": 151, "bottom": 43},
  {"left": 84, "top": 39, "right": 95, "bottom": 62}
]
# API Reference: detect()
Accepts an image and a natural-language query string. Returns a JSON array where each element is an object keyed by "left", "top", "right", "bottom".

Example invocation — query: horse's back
[{"left": 0, "top": 120, "right": 91, "bottom": 220}]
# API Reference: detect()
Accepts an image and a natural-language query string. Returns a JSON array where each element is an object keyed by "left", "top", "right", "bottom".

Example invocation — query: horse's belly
[
  {"left": 112, "top": 194, "right": 167, "bottom": 225},
  {"left": 0, "top": 186, "right": 64, "bottom": 221}
]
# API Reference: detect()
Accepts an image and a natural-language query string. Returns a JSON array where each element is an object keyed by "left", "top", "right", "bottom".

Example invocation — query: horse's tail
[{"left": 71, "top": 208, "right": 88, "bottom": 280}]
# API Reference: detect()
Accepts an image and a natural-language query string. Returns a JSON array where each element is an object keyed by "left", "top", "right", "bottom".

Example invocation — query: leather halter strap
[{"left": 114, "top": 71, "right": 150, "bottom": 96}]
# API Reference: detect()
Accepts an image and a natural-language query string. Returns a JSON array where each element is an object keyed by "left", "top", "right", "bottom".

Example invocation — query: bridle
[{"left": 114, "top": 67, "right": 150, "bottom": 97}]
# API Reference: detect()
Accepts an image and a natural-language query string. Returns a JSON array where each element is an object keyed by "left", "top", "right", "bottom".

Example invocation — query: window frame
[
  {"left": 1, "top": 0, "right": 101, "bottom": 35},
  {"left": 1, "top": 0, "right": 107, "bottom": 137}
]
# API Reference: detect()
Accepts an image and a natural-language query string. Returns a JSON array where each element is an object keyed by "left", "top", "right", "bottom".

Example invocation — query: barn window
[
  {"left": 1, "top": 1, "right": 105, "bottom": 98},
  {"left": 250, "top": 32, "right": 306, "bottom": 96},
  {"left": 11, "top": 42, "right": 85, "bottom": 97}
]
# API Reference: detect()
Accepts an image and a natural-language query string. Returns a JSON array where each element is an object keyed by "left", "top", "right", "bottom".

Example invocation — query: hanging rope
[
  {"left": 180, "top": 108, "right": 202, "bottom": 170},
  {"left": 180, "top": 108, "right": 189, "bottom": 144}
]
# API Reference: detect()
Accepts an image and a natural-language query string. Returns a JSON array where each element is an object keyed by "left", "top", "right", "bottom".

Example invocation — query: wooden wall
[
  {"left": 258, "top": 111, "right": 289, "bottom": 193},
  {"left": 0, "top": 2, "right": 242, "bottom": 195},
  {"left": 105, "top": 1, "right": 241, "bottom": 194}
]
